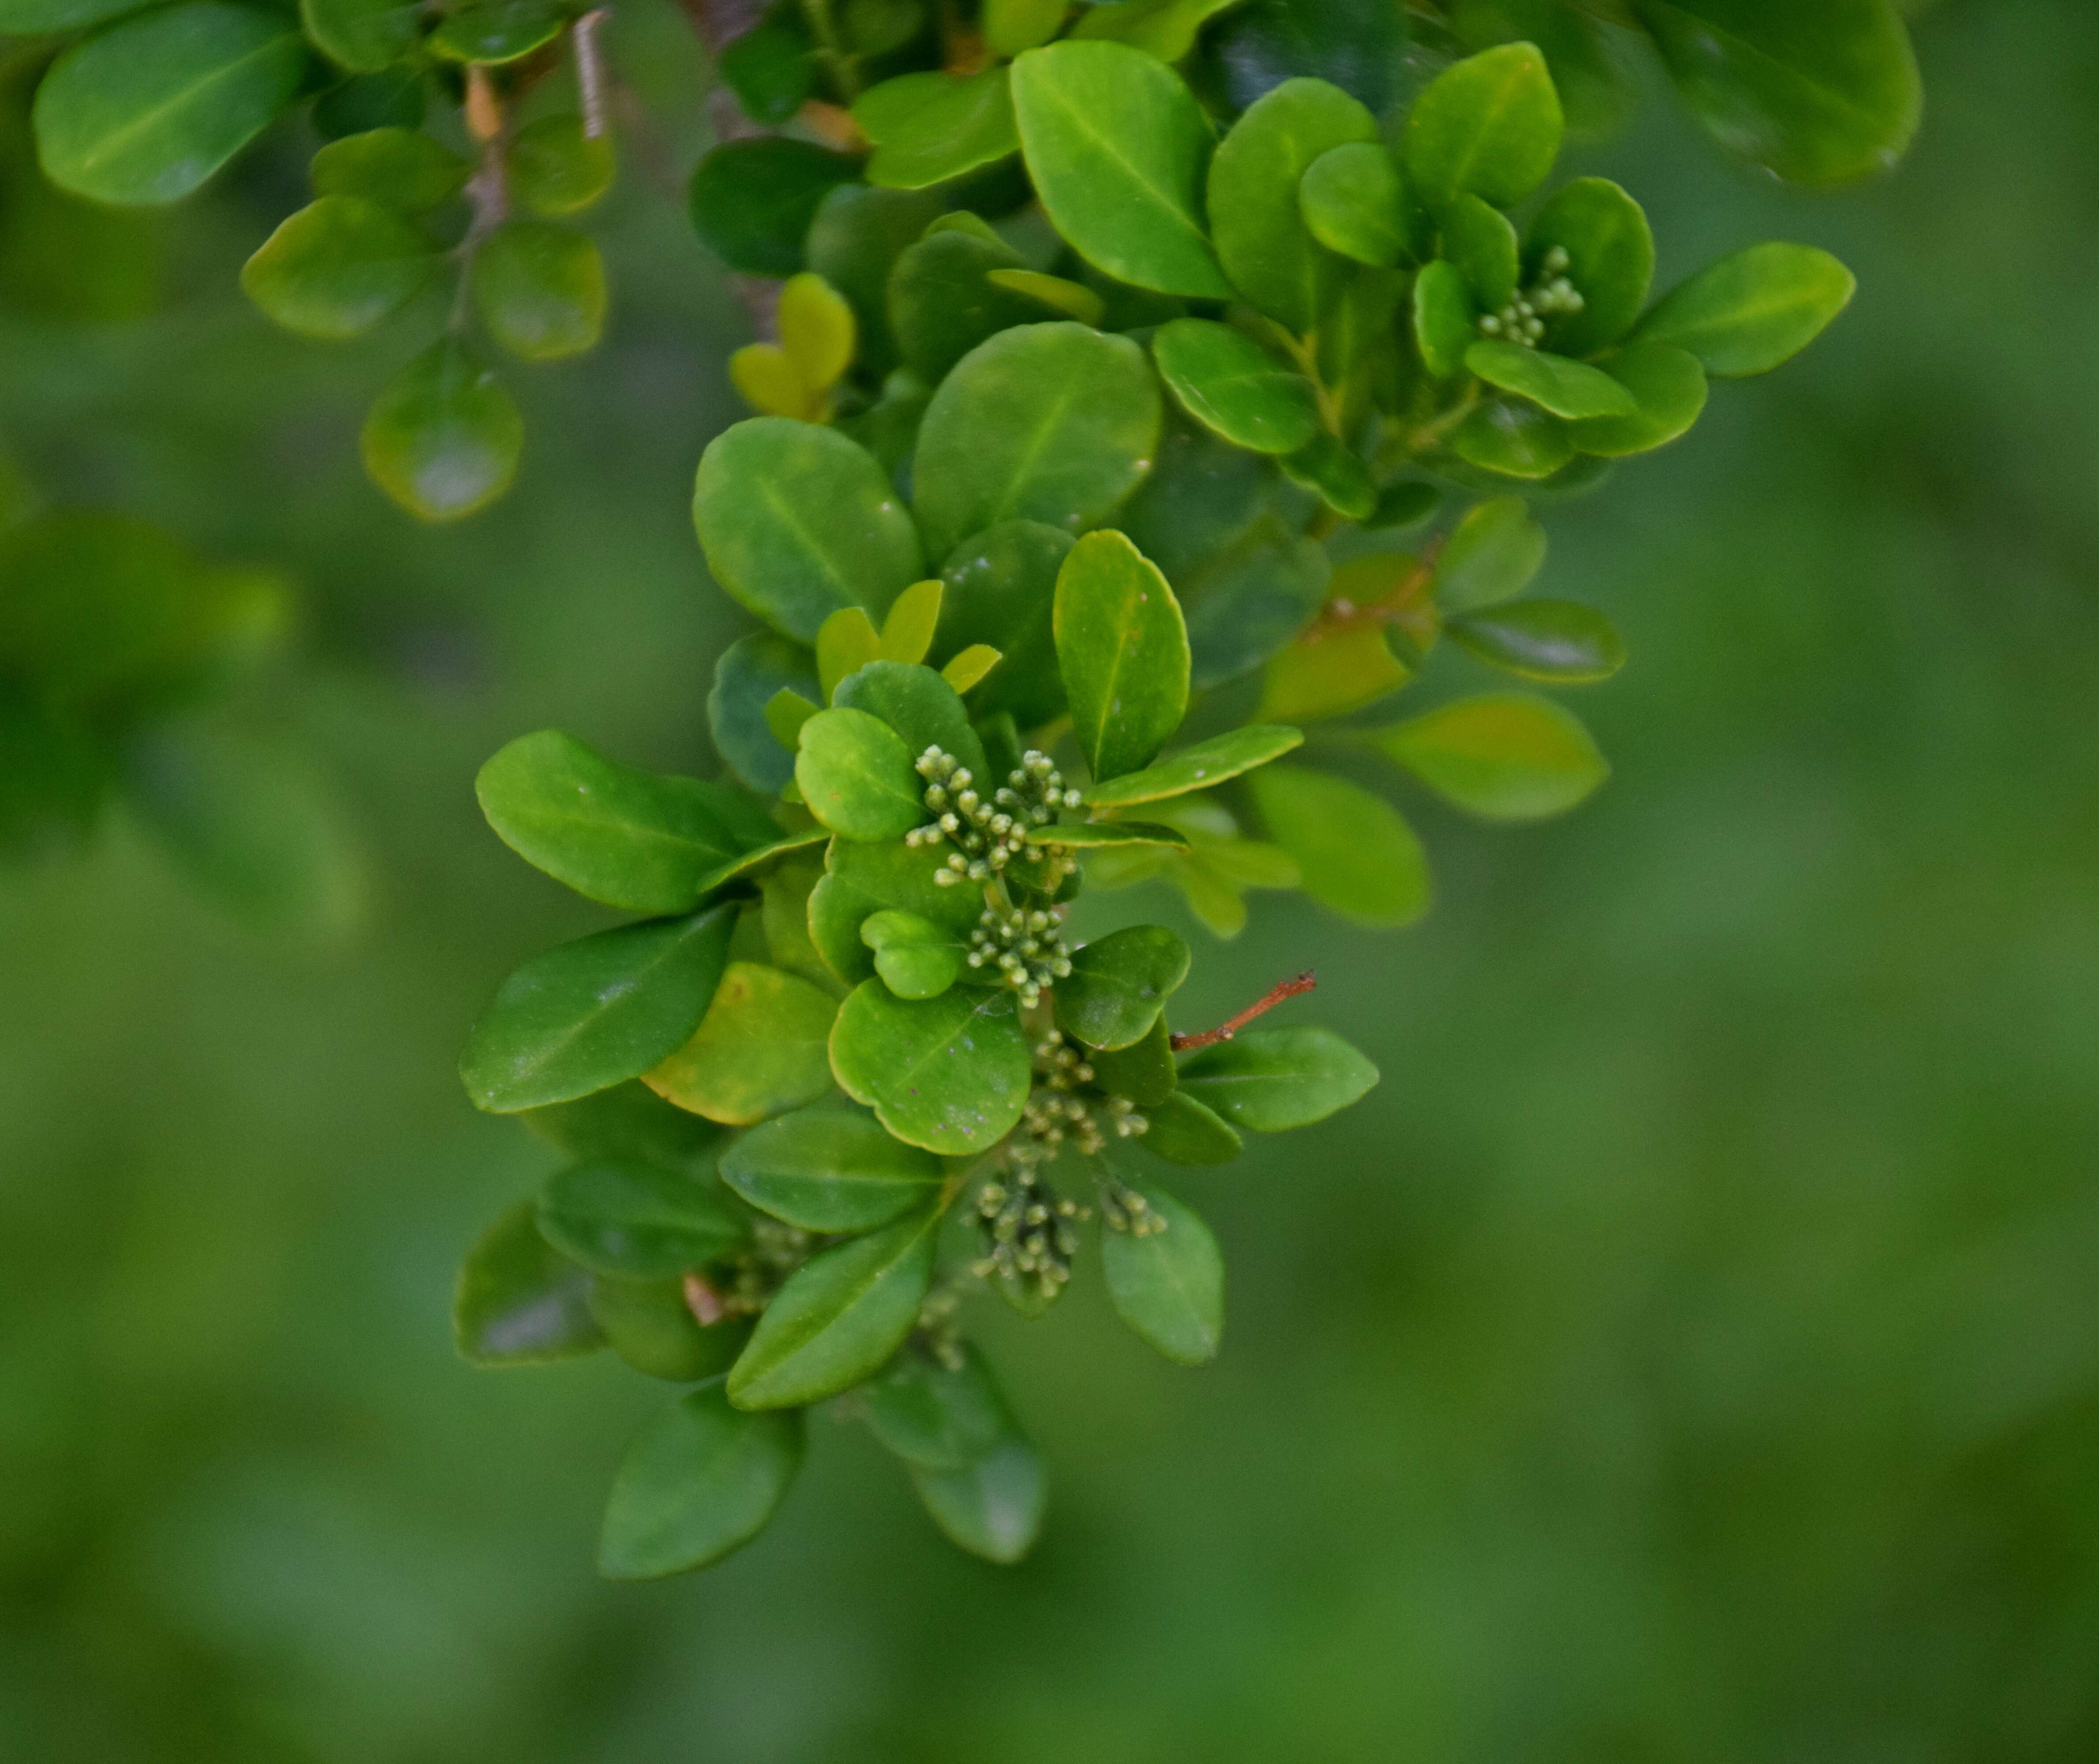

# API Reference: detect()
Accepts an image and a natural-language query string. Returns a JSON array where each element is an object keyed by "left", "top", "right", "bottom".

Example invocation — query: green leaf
[
  {"left": 1068, "top": 0, "right": 1237, "bottom": 59},
  {"left": 1208, "top": 75, "right": 1378, "bottom": 334},
  {"left": 1258, "top": 623, "right": 1409, "bottom": 724},
  {"left": 1447, "top": 0, "right": 1628, "bottom": 141},
  {"left": 832, "top": 659, "right": 988, "bottom": 781},
  {"left": 1412, "top": 258, "right": 1476, "bottom": 379},
  {"left": 1465, "top": 341, "right": 1638, "bottom": 420},
  {"left": 644, "top": 960, "right": 840, "bottom": 1126},
  {"left": 475, "top": 729, "right": 766, "bottom": 914},
  {"left": 856, "top": 67, "right": 1020, "bottom": 191},
  {"left": 589, "top": 1278, "right": 751, "bottom": 1383},
  {"left": 1056, "top": 924, "right": 1191, "bottom": 1051},
  {"left": 1299, "top": 140, "right": 1413, "bottom": 269},
  {"left": 984, "top": 268, "right": 1106, "bottom": 325},
  {"left": 536, "top": 1160, "right": 747, "bottom": 1279},
  {"left": 1205, "top": 0, "right": 1402, "bottom": 114},
  {"left": 687, "top": 138, "right": 860, "bottom": 277},
  {"left": 1087, "top": 1015, "right": 1176, "bottom": 1107},
  {"left": 1451, "top": 399, "right": 1574, "bottom": 482},
  {"left": 599, "top": 1386, "right": 804, "bottom": 1578},
  {"left": 1053, "top": 530, "right": 1191, "bottom": 784},
  {"left": 310, "top": 129, "right": 469, "bottom": 213},
  {"left": 1178, "top": 1025, "right": 1378, "bottom": 1131},
  {"left": 816, "top": 607, "right": 883, "bottom": 703},
  {"left": 1404, "top": 41, "right": 1562, "bottom": 212},
  {"left": 460, "top": 905, "right": 736, "bottom": 1113},
  {"left": 1084, "top": 724, "right": 1303, "bottom": 809},
  {"left": 454, "top": 1200, "right": 604, "bottom": 1365},
  {"left": 1632, "top": 242, "right": 1856, "bottom": 378},
  {"left": 827, "top": 833, "right": 986, "bottom": 936},
  {"left": 1435, "top": 495, "right": 1544, "bottom": 613},
  {"left": 908, "top": 1427, "right": 1047, "bottom": 1563},
  {"left": 1102, "top": 1181, "right": 1223, "bottom": 1365},
  {"left": 861, "top": 909, "right": 966, "bottom": 1000},
  {"left": 1448, "top": 599, "right": 1626, "bottom": 682},
  {"left": 690, "top": 827, "right": 830, "bottom": 898},
  {"left": 1010, "top": 40, "right": 1232, "bottom": 299},
  {"left": 830, "top": 982, "right": 1031, "bottom": 1155},
  {"left": 935, "top": 521, "right": 1072, "bottom": 728},
  {"left": 718, "top": 13, "right": 815, "bottom": 127},
  {"left": 984, "top": 0, "right": 1068, "bottom": 55},
  {"left": 302, "top": 0, "right": 422, "bottom": 74},
  {"left": 793, "top": 706, "right": 926, "bottom": 841},
  {"left": 759, "top": 856, "right": 837, "bottom": 993},
  {"left": 1367, "top": 482, "right": 1440, "bottom": 533},
  {"left": 727, "top": 1204, "right": 944, "bottom": 1408},
  {"left": 864, "top": 1343, "right": 1008, "bottom": 1471},
  {"left": 1631, "top": 0, "right": 1921, "bottom": 187},
  {"left": 0, "top": 0, "right": 157, "bottom": 30},
  {"left": 33, "top": 3, "right": 308, "bottom": 206},
  {"left": 1249, "top": 763, "right": 1428, "bottom": 928},
  {"left": 1278, "top": 433, "right": 1375, "bottom": 521},
  {"left": 1566, "top": 342, "right": 1707, "bottom": 457},
  {"left": 1028, "top": 820, "right": 1189, "bottom": 853},
  {"left": 711, "top": 634, "right": 822, "bottom": 795},
  {"left": 1373, "top": 691, "right": 1609, "bottom": 819},
  {"left": 360, "top": 338, "right": 522, "bottom": 523},
  {"left": 473, "top": 222, "right": 606, "bottom": 361},
  {"left": 312, "top": 70, "right": 424, "bottom": 136},
  {"left": 1143, "top": 1090, "right": 1242, "bottom": 1164},
  {"left": 1524, "top": 177, "right": 1653, "bottom": 358},
  {"left": 512, "top": 115, "right": 616, "bottom": 217},
  {"left": 428, "top": 0, "right": 561, "bottom": 63},
  {"left": 1151, "top": 319, "right": 1320, "bottom": 457},
  {"left": 806, "top": 183, "right": 949, "bottom": 376},
  {"left": 523, "top": 1080, "right": 724, "bottom": 1167},
  {"left": 879, "top": 579, "right": 944, "bottom": 666},
  {"left": 720, "top": 1106, "right": 945, "bottom": 1232},
  {"left": 913, "top": 322, "right": 1162, "bottom": 561},
  {"left": 693, "top": 419, "right": 925, "bottom": 643},
  {"left": 1441, "top": 192, "right": 1520, "bottom": 310}
]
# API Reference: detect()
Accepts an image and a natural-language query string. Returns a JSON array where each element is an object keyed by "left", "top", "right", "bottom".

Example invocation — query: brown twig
[
  {"left": 1171, "top": 972, "right": 1318, "bottom": 1052},
  {"left": 573, "top": 8, "right": 613, "bottom": 138},
  {"left": 1303, "top": 535, "right": 1446, "bottom": 646}
]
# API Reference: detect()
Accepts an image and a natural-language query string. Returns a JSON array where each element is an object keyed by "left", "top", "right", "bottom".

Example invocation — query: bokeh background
[{"left": 7, "top": 1, "right": 2099, "bottom": 1757}]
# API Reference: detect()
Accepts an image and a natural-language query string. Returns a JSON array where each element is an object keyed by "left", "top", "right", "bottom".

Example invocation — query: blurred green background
[{"left": 7, "top": 2, "right": 2099, "bottom": 1757}]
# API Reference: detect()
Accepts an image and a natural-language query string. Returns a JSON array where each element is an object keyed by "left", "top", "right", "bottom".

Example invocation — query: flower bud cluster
[
  {"left": 908, "top": 747, "right": 1081, "bottom": 887},
  {"left": 717, "top": 1217, "right": 814, "bottom": 1316},
  {"left": 1007, "top": 1031, "right": 1149, "bottom": 1170},
  {"left": 969, "top": 903, "right": 1072, "bottom": 1008},
  {"left": 973, "top": 1166, "right": 1088, "bottom": 1300},
  {"left": 1476, "top": 245, "right": 1584, "bottom": 349},
  {"left": 1099, "top": 1175, "right": 1169, "bottom": 1239}
]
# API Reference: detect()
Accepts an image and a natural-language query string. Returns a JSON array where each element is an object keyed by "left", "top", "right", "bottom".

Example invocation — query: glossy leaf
[
  {"left": 727, "top": 1204, "right": 944, "bottom": 1409},
  {"left": 473, "top": 223, "right": 606, "bottom": 361},
  {"left": 711, "top": 634, "right": 821, "bottom": 795},
  {"left": 1449, "top": 599, "right": 1626, "bottom": 682},
  {"left": 310, "top": 129, "right": 469, "bottom": 213},
  {"left": 1143, "top": 1090, "right": 1243, "bottom": 1164},
  {"left": 454, "top": 1200, "right": 604, "bottom": 1365},
  {"left": 793, "top": 706, "right": 925, "bottom": 841},
  {"left": 1177, "top": 1025, "right": 1378, "bottom": 1131},
  {"left": 830, "top": 982, "right": 1031, "bottom": 1154},
  {"left": 460, "top": 906, "right": 736, "bottom": 1113},
  {"left": 1404, "top": 42, "right": 1562, "bottom": 212},
  {"left": 887, "top": 225, "right": 1040, "bottom": 386},
  {"left": 476, "top": 730, "right": 765, "bottom": 914},
  {"left": 1056, "top": 924, "right": 1191, "bottom": 1050},
  {"left": 1085, "top": 725, "right": 1303, "bottom": 809},
  {"left": 864, "top": 1343, "right": 1008, "bottom": 1471},
  {"left": 1373, "top": 691, "right": 1609, "bottom": 820},
  {"left": 720, "top": 1106, "right": 945, "bottom": 1232},
  {"left": 832, "top": 660, "right": 987, "bottom": 781},
  {"left": 1299, "top": 140, "right": 1412, "bottom": 269},
  {"left": 644, "top": 961, "right": 840, "bottom": 1126},
  {"left": 1632, "top": 243, "right": 1857, "bottom": 378},
  {"left": 1053, "top": 530, "right": 1191, "bottom": 785},
  {"left": 537, "top": 1160, "right": 747, "bottom": 1279},
  {"left": 1566, "top": 342, "right": 1708, "bottom": 457},
  {"left": 935, "top": 520, "right": 1072, "bottom": 727},
  {"left": 1262, "top": 763, "right": 1431, "bottom": 925},
  {"left": 1208, "top": 76, "right": 1378, "bottom": 334},
  {"left": 1524, "top": 177, "right": 1653, "bottom": 358},
  {"left": 694, "top": 419, "right": 924, "bottom": 643},
  {"left": 825, "top": 834, "right": 986, "bottom": 937},
  {"left": 598, "top": 1386, "right": 804, "bottom": 1578},
  {"left": 687, "top": 138, "right": 859, "bottom": 277},
  {"left": 908, "top": 1428, "right": 1047, "bottom": 1564},
  {"left": 33, "top": 4, "right": 308, "bottom": 206},
  {"left": 512, "top": 115, "right": 616, "bottom": 217},
  {"left": 1435, "top": 495, "right": 1545, "bottom": 614},
  {"left": 1102, "top": 1181, "right": 1223, "bottom": 1365},
  {"left": 913, "top": 323, "right": 1162, "bottom": 561},
  {"left": 361, "top": 339, "right": 522, "bottom": 523},
  {"left": 856, "top": 67, "right": 1020, "bottom": 190},
  {"left": 1087, "top": 1016, "right": 1176, "bottom": 1107},
  {"left": 1452, "top": 399, "right": 1574, "bottom": 481},
  {"left": 861, "top": 909, "right": 966, "bottom": 1001},
  {"left": 1412, "top": 258, "right": 1476, "bottom": 379},
  {"left": 1151, "top": 320, "right": 1321, "bottom": 457},
  {"left": 1466, "top": 342, "right": 1639, "bottom": 420},
  {"left": 1010, "top": 40, "right": 1231, "bottom": 299},
  {"left": 1632, "top": 0, "right": 1922, "bottom": 187}
]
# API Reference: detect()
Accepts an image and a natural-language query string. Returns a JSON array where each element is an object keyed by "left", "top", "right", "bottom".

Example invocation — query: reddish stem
[{"left": 1171, "top": 972, "right": 1318, "bottom": 1052}]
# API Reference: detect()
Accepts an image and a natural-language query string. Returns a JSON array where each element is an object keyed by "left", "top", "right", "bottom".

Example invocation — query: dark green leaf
[
  {"left": 536, "top": 1160, "right": 747, "bottom": 1279},
  {"left": 428, "top": 0, "right": 561, "bottom": 64},
  {"left": 1447, "top": 0, "right": 1628, "bottom": 142},
  {"left": 832, "top": 659, "right": 988, "bottom": 781},
  {"left": 589, "top": 1278, "right": 752, "bottom": 1382},
  {"left": 1178, "top": 1025, "right": 1378, "bottom": 1131},
  {"left": 864, "top": 1343, "right": 1007, "bottom": 1471},
  {"left": 33, "top": 3, "right": 308, "bottom": 206},
  {"left": 303, "top": 0, "right": 421, "bottom": 75},
  {"left": 523, "top": 1081, "right": 725, "bottom": 1167},
  {"left": 710, "top": 633, "right": 821, "bottom": 795},
  {"left": 1372, "top": 690, "right": 1609, "bottom": 819},
  {"left": 694, "top": 419, "right": 924, "bottom": 643},
  {"left": 1299, "top": 140, "right": 1413, "bottom": 269},
  {"left": 913, "top": 322, "right": 1162, "bottom": 560},
  {"left": 360, "top": 339, "right": 522, "bottom": 523},
  {"left": 1143, "top": 1090, "right": 1242, "bottom": 1163},
  {"left": 310, "top": 129, "right": 468, "bottom": 213},
  {"left": 0, "top": 0, "right": 155, "bottom": 29},
  {"left": 473, "top": 222, "right": 606, "bottom": 361},
  {"left": 644, "top": 960, "right": 840, "bottom": 1126},
  {"left": 1102, "top": 1181, "right": 1223, "bottom": 1365},
  {"left": 1250, "top": 763, "right": 1428, "bottom": 927},
  {"left": 690, "top": 827, "right": 831, "bottom": 898},
  {"left": 1451, "top": 399, "right": 1574, "bottom": 481},
  {"left": 1088, "top": 1015, "right": 1176, "bottom": 1107},
  {"left": 459, "top": 905, "right": 736, "bottom": 1113},
  {"left": 856, "top": 67, "right": 1020, "bottom": 191},
  {"left": 688, "top": 138, "right": 860, "bottom": 277},
  {"left": 1434, "top": 494, "right": 1544, "bottom": 613},
  {"left": 1632, "top": 242, "right": 1856, "bottom": 377},
  {"left": 1278, "top": 433, "right": 1375, "bottom": 520},
  {"left": 806, "top": 183, "right": 949, "bottom": 376},
  {"left": 720, "top": 1106, "right": 945, "bottom": 1232},
  {"left": 827, "top": 833, "right": 986, "bottom": 935},
  {"left": 1449, "top": 599, "right": 1626, "bottom": 682},
  {"left": 1524, "top": 176, "right": 1652, "bottom": 358},
  {"left": 1053, "top": 529, "right": 1191, "bottom": 784},
  {"left": 1181, "top": 520, "right": 1331, "bottom": 691},
  {"left": 861, "top": 909, "right": 966, "bottom": 1000},
  {"left": 1204, "top": 0, "right": 1403, "bottom": 115},
  {"left": 718, "top": 14, "right": 815, "bottom": 127},
  {"left": 1366, "top": 482, "right": 1439, "bottom": 531},
  {"left": 1566, "top": 341, "right": 1707, "bottom": 457},
  {"left": 312, "top": 70, "right": 425, "bottom": 136},
  {"left": 454, "top": 1200, "right": 603, "bottom": 1365},
  {"left": 1056, "top": 924, "right": 1190, "bottom": 1050},
  {"left": 1404, "top": 41, "right": 1562, "bottom": 211},
  {"left": 794, "top": 706, "right": 926, "bottom": 842},
  {"left": 727, "top": 1204, "right": 944, "bottom": 1408},
  {"left": 908, "top": 1428, "right": 1046, "bottom": 1563},
  {"left": 1151, "top": 319, "right": 1321, "bottom": 456},
  {"left": 599, "top": 1386, "right": 804, "bottom": 1578},
  {"left": 830, "top": 981, "right": 1031, "bottom": 1154},
  {"left": 1465, "top": 341, "right": 1638, "bottom": 420},
  {"left": 1412, "top": 258, "right": 1475, "bottom": 379},
  {"left": 935, "top": 521, "right": 1072, "bottom": 728},
  {"left": 1441, "top": 192, "right": 1520, "bottom": 310},
  {"left": 1084, "top": 724, "right": 1303, "bottom": 809},
  {"left": 885, "top": 224, "right": 1039, "bottom": 385},
  {"left": 1010, "top": 40, "right": 1231, "bottom": 299}
]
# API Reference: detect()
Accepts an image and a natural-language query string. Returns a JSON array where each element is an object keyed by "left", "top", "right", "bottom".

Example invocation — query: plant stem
[{"left": 1171, "top": 972, "right": 1318, "bottom": 1052}]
